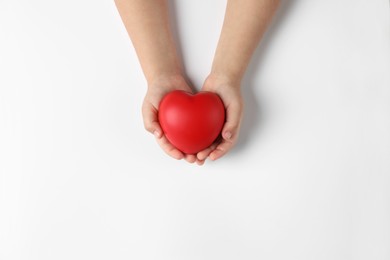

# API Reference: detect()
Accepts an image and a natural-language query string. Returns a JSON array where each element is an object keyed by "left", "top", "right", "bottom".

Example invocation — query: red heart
[{"left": 158, "top": 90, "right": 225, "bottom": 154}]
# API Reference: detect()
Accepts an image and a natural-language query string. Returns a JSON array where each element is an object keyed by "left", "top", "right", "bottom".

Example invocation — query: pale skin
[{"left": 114, "top": 0, "right": 280, "bottom": 165}]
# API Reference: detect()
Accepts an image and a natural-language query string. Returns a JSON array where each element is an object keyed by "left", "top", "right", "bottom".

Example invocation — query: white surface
[{"left": 1, "top": 0, "right": 390, "bottom": 259}]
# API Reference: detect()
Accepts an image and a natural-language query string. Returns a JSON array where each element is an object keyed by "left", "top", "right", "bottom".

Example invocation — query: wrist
[
  {"left": 204, "top": 73, "right": 242, "bottom": 90},
  {"left": 147, "top": 73, "right": 187, "bottom": 89}
]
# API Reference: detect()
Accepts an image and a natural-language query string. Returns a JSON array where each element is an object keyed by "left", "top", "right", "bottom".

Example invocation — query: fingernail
[
  {"left": 153, "top": 130, "right": 160, "bottom": 138},
  {"left": 224, "top": 131, "right": 232, "bottom": 140}
]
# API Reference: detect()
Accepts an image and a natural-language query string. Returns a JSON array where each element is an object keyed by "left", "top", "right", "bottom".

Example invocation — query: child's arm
[
  {"left": 114, "top": 0, "right": 182, "bottom": 83},
  {"left": 198, "top": 0, "right": 280, "bottom": 161},
  {"left": 115, "top": 0, "right": 204, "bottom": 164}
]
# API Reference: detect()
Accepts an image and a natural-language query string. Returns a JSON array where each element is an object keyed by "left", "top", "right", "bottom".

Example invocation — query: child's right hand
[{"left": 142, "top": 74, "right": 205, "bottom": 165}]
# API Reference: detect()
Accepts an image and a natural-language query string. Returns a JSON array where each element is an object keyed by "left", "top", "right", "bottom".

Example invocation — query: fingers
[
  {"left": 209, "top": 101, "right": 242, "bottom": 160},
  {"left": 142, "top": 102, "right": 163, "bottom": 138},
  {"left": 185, "top": 154, "right": 197, "bottom": 163},
  {"left": 197, "top": 136, "right": 233, "bottom": 161},
  {"left": 196, "top": 142, "right": 218, "bottom": 161},
  {"left": 222, "top": 101, "right": 243, "bottom": 142},
  {"left": 198, "top": 100, "right": 242, "bottom": 161},
  {"left": 195, "top": 159, "right": 205, "bottom": 166},
  {"left": 143, "top": 101, "right": 184, "bottom": 160},
  {"left": 155, "top": 134, "right": 184, "bottom": 160},
  {"left": 209, "top": 139, "right": 234, "bottom": 161},
  {"left": 184, "top": 154, "right": 206, "bottom": 166},
  {"left": 143, "top": 100, "right": 206, "bottom": 165}
]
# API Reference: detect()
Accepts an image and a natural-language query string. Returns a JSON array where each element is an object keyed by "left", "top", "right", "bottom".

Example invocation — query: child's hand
[
  {"left": 142, "top": 75, "right": 205, "bottom": 165},
  {"left": 116, "top": 0, "right": 278, "bottom": 163},
  {"left": 196, "top": 74, "right": 243, "bottom": 161}
]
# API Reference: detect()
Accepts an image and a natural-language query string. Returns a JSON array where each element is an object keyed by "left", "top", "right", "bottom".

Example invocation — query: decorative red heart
[{"left": 158, "top": 90, "right": 225, "bottom": 154}]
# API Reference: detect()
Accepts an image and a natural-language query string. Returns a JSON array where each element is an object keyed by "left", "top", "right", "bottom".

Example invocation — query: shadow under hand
[{"left": 231, "top": 0, "right": 297, "bottom": 155}]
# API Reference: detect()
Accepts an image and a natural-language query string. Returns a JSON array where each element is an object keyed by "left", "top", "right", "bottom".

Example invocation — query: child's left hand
[{"left": 196, "top": 74, "right": 243, "bottom": 161}]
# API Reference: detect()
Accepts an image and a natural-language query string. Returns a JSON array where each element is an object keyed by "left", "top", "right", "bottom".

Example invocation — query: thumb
[{"left": 221, "top": 101, "right": 243, "bottom": 142}]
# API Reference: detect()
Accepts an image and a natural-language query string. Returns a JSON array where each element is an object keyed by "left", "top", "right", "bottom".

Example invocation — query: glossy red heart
[{"left": 158, "top": 90, "right": 225, "bottom": 154}]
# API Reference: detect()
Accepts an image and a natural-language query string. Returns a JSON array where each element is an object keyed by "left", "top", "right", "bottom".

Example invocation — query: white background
[{"left": 1, "top": 0, "right": 389, "bottom": 259}]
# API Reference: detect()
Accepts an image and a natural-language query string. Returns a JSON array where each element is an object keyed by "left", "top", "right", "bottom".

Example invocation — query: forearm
[
  {"left": 114, "top": 0, "right": 183, "bottom": 84},
  {"left": 211, "top": 0, "right": 280, "bottom": 84}
]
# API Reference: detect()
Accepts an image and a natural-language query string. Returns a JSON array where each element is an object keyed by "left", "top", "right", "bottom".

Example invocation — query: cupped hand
[
  {"left": 142, "top": 75, "right": 205, "bottom": 165},
  {"left": 196, "top": 74, "right": 243, "bottom": 161}
]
